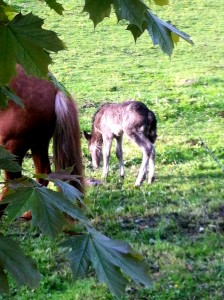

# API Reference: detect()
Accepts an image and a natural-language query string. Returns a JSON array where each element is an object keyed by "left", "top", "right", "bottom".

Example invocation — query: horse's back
[{"left": 0, "top": 65, "right": 57, "bottom": 148}]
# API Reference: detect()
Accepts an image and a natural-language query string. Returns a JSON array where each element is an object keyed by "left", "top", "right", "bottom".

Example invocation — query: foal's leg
[
  {"left": 115, "top": 135, "right": 125, "bottom": 178},
  {"left": 126, "top": 132, "right": 153, "bottom": 186},
  {"left": 102, "top": 137, "right": 113, "bottom": 178},
  {"left": 31, "top": 142, "right": 51, "bottom": 186},
  {"left": 148, "top": 145, "right": 156, "bottom": 183}
]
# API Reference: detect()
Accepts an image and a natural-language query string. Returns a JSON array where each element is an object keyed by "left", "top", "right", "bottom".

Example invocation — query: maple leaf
[
  {"left": 83, "top": 0, "right": 112, "bottom": 27},
  {"left": 84, "top": 0, "right": 193, "bottom": 57},
  {"left": 0, "top": 12, "right": 65, "bottom": 84},
  {"left": 0, "top": 235, "right": 41, "bottom": 293},
  {"left": 62, "top": 228, "right": 152, "bottom": 298},
  {"left": 2, "top": 186, "right": 89, "bottom": 237},
  {"left": 0, "top": 1, "right": 17, "bottom": 22},
  {"left": 44, "top": 0, "right": 64, "bottom": 15},
  {"left": 0, "top": 146, "right": 22, "bottom": 172},
  {"left": 113, "top": 0, "right": 148, "bottom": 29},
  {"left": 145, "top": 10, "right": 193, "bottom": 56},
  {"left": 0, "top": 85, "right": 24, "bottom": 108}
]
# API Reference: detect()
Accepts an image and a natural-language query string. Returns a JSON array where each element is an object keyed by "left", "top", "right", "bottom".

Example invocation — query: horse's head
[{"left": 84, "top": 131, "right": 102, "bottom": 169}]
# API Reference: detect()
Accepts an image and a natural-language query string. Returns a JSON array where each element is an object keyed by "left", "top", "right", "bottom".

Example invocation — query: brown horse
[
  {"left": 84, "top": 100, "right": 157, "bottom": 186},
  {"left": 0, "top": 65, "right": 83, "bottom": 215}
]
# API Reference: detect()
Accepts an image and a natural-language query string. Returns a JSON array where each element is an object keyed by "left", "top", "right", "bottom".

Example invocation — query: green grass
[{"left": 2, "top": 0, "right": 224, "bottom": 299}]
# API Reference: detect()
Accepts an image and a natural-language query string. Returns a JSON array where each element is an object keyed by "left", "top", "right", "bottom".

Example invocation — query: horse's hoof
[{"left": 22, "top": 210, "right": 32, "bottom": 220}]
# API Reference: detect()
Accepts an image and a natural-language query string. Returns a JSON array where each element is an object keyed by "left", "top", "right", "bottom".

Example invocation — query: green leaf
[
  {"left": 54, "top": 179, "right": 84, "bottom": 203},
  {"left": 83, "top": 0, "right": 112, "bottom": 27},
  {"left": 126, "top": 23, "right": 145, "bottom": 42},
  {"left": 3, "top": 186, "right": 89, "bottom": 237},
  {"left": 0, "top": 3, "right": 17, "bottom": 22},
  {"left": 113, "top": 0, "right": 148, "bottom": 29},
  {"left": 0, "top": 90, "right": 7, "bottom": 108},
  {"left": 62, "top": 235, "right": 91, "bottom": 278},
  {"left": 0, "top": 12, "right": 65, "bottom": 84},
  {"left": 0, "top": 235, "right": 41, "bottom": 290},
  {"left": 46, "top": 169, "right": 86, "bottom": 206},
  {"left": 0, "top": 267, "right": 9, "bottom": 294},
  {"left": 145, "top": 10, "right": 193, "bottom": 56},
  {"left": 0, "top": 146, "right": 22, "bottom": 172},
  {"left": 0, "top": 85, "right": 24, "bottom": 107},
  {"left": 48, "top": 72, "right": 71, "bottom": 97},
  {"left": 62, "top": 229, "right": 152, "bottom": 298},
  {"left": 44, "top": 0, "right": 64, "bottom": 15}
]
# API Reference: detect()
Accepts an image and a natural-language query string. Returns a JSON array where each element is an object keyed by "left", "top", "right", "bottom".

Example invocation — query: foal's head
[{"left": 84, "top": 131, "right": 102, "bottom": 169}]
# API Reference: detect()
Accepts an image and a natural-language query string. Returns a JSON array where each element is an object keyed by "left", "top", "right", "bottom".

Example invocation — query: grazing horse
[
  {"left": 0, "top": 65, "right": 83, "bottom": 215},
  {"left": 84, "top": 100, "right": 157, "bottom": 186}
]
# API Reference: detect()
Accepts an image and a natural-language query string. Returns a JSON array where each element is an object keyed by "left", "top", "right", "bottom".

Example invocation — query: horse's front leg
[
  {"left": 102, "top": 137, "right": 113, "bottom": 178},
  {"left": 115, "top": 135, "right": 125, "bottom": 178}
]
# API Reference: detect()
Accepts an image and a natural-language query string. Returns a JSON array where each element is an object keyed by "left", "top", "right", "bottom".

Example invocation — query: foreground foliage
[
  {"left": 0, "top": 157, "right": 153, "bottom": 298},
  {"left": 0, "top": 0, "right": 192, "bottom": 90}
]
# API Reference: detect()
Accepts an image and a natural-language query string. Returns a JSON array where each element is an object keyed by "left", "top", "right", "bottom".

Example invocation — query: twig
[{"left": 199, "top": 137, "right": 224, "bottom": 173}]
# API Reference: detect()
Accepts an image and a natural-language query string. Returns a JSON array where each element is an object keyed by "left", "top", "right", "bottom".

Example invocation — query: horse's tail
[
  {"left": 53, "top": 91, "right": 84, "bottom": 193},
  {"left": 148, "top": 110, "right": 157, "bottom": 144}
]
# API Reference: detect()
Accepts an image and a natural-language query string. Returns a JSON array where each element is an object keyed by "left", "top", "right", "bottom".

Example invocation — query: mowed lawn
[{"left": 2, "top": 0, "right": 224, "bottom": 299}]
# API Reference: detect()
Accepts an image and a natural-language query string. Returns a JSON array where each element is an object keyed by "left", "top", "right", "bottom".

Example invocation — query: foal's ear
[{"left": 83, "top": 131, "right": 92, "bottom": 141}]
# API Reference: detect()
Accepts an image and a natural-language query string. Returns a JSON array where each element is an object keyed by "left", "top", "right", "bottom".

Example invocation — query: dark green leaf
[
  {"left": 0, "top": 85, "right": 24, "bottom": 107},
  {"left": 0, "top": 89, "right": 7, "bottom": 108},
  {"left": 0, "top": 2, "right": 17, "bottom": 22},
  {"left": 88, "top": 229, "right": 152, "bottom": 287},
  {"left": 53, "top": 179, "right": 84, "bottom": 204},
  {"left": 83, "top": 0, "right": 112, "bottom": 27},
  {"left": 0, "top": 12, "right": 65, "bottom": 84},
  {"left": 113, "top": 0, "right": 147, "bottom": 29},
  {"left": 48, "top": 72, "right": 71, "bottom": 97},
  {"left": 145, "top": 10, "right": 193, "bottom": 56},
  {"left": 62, "top": 235, "right": 91, "bottom": 278},
  {"left": 62, "top": 229, "right": 152, "bottom": 298},
  {"left": 0, "top": 267, "right": 9, "bottom": 294},
  {"left": 44, "top": 0, "right": 64, "bottom": 15},
  {"left": 3, "top": 186, "right": 89, "bottom": 237},
  {"left": 0, "top": 146, "right": 22, "bottom": 172},
  {"left": 0, "top": 235, "right": 41, "bottom": 289},
  {"left": 126, "top": 22, "right": 146, "bottom": 42}
]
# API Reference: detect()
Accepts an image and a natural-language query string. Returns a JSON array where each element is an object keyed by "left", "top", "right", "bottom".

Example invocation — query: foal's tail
[
  {"left": 148, "top": 111, "right": 157, "bottom": 144},
  {"left": 53, "top": 91, "right": 84, "bottom": 193}
]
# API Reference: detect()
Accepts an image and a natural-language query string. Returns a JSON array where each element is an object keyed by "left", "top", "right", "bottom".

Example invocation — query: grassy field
[{"left": 2, "top": 0, "right": 224, "bottom": 299}]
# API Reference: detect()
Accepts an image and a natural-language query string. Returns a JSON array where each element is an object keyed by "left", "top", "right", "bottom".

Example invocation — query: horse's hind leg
[{"left": 115, "top": 135, "right": 125, "bottom": 178}]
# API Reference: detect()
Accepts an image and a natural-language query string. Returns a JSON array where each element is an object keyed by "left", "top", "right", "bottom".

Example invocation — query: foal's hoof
[
  {"left": 149, "top": 176, "right": 156, "bottom": 184},
  {"left": 134, "top": 183, "right": 141, "bottom": 188},
  {"left": 84, "top": 178, "right": 102, "bottom": 186}
]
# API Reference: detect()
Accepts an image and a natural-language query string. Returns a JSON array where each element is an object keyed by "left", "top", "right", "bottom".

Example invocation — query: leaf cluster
[
  {"left": 0, "top": 0, "right": 193, "bottom": 87},
  {"left": 0, "top": 155, "right": 152, "bottom": 298}
]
